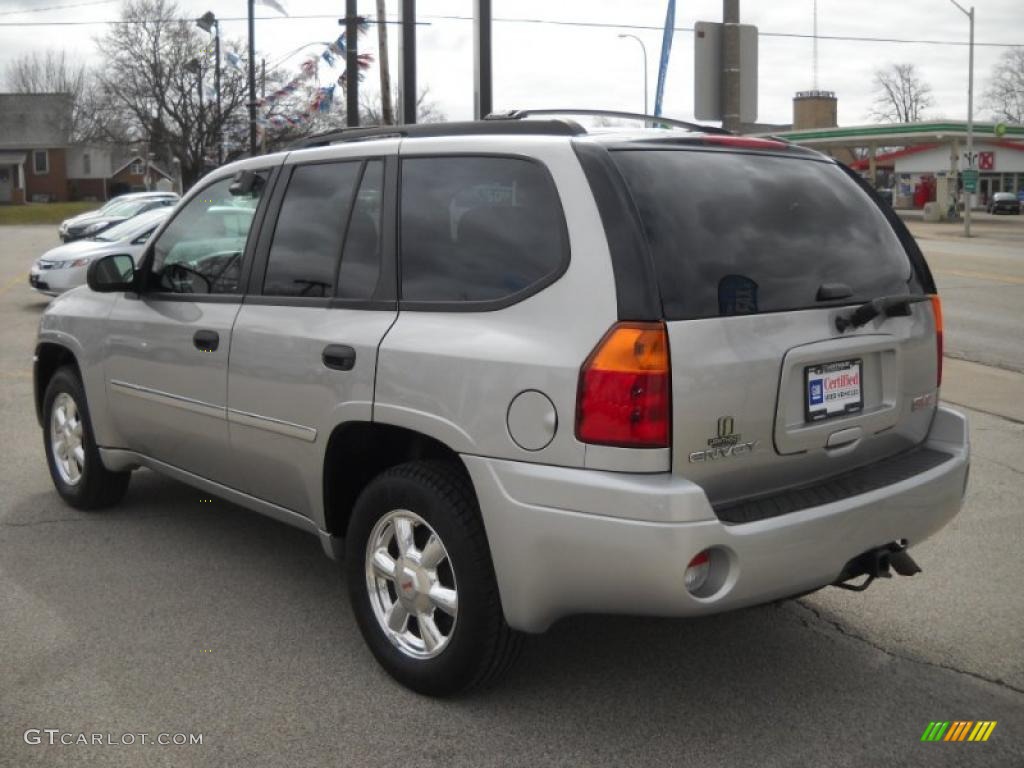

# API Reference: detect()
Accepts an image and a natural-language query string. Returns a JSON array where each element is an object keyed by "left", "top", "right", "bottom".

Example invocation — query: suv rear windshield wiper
[{"left": 835, "top": 294, "right": 930, "bottom": 333}]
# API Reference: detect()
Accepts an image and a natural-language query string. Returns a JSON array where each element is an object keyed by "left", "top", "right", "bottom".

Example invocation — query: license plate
[{"left": 805, "top": 359, "right": 863, "bottom": 422}]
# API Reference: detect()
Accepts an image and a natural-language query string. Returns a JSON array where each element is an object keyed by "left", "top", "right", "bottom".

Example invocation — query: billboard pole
[{"left": 722, "top": 0, "right": 741, "bottom": 133}]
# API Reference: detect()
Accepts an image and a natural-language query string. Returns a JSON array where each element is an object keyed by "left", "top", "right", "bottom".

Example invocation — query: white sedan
[{"left": 29, "top": 207, "right": 172, "bottom": 296}]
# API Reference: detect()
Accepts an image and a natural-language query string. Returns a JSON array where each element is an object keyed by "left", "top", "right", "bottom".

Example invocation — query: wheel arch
[
  {"left": 322, "top": 422, "right": 473, "bottom": 542},
  {"left": 34, "top": 342, "right": 81, "bottom": 427}
]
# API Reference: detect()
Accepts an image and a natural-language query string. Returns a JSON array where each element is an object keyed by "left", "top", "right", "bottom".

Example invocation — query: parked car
[
  {"left": 986, "top": 191, "right": 1021, "bottom": 214},
  {"left": 33, "top": 113, "right": 969, "bottom": 697},
  {"left": 29, "top": 207, "right": 173, "bottom": 296},
  {"left": 59, "top": 191, "right": 178, "bottom": 242}
]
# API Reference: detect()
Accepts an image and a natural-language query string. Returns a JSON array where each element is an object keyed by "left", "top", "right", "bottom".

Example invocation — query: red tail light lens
[
  {"left": 576, "top": 322, "right": 671, "bottom": 448},
  {"left": 930, "top": 294, "right": 943, "bottom": 387}
]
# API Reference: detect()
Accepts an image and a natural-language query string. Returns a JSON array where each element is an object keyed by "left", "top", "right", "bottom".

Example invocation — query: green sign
[
  {"left": 995, "top": 122, "right": 1007, "bottom": 138},
  {"left": 963, "top": 169, "right": 978, "bottom": 192}
]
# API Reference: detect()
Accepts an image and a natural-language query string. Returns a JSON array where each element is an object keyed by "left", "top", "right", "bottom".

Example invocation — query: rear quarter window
[
  {"left": 612, "top": 149, "right": 917, "bottom": 320},
  {"left": 399, "top": 155, "right": 568, "bottom": 307}
]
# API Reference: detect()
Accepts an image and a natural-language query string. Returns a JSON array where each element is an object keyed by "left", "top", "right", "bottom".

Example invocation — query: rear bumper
[{"left": 465, "top": 405, "right": 969, "bottom": 633}]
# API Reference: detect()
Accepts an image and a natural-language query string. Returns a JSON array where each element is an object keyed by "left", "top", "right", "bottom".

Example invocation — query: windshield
[
  {"left": 612, "top": 149, "right": 917, "bottom": 320},
  {"left": 102, "top": 199, "right": 153, "bottom": 218},
  {"left": 93, "top": 208, "right": 170, "bottom": 241}
]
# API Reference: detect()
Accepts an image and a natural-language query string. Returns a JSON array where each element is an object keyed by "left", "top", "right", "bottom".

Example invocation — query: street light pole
[
  {"left": 214, "top": 21, "right": 222, "bottom": 164},
  {"left": 197, "top": 12, "right": 222, "bottom": 165},
  {"left": 948, "top": 0, "right": 974, "bottom": 237},
  {"left": 247, "top": 0, "right": 258, "bottom": 155},
  {"left": 617, "top": 33, "right": 649, "bottom": 116}
]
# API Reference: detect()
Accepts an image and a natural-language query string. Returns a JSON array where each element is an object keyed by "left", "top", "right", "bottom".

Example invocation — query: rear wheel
[
  {"left": 345, "top": 460, "right": 522, "bottom": 696},
  {"left": 42, "top": 366, "right": 130, "bottom": 510}
]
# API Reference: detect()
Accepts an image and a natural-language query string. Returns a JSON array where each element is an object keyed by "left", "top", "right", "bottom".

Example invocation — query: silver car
[
  {"left": 33, "top": 114, "right": 969, "bottom": 696},
  {"left": 58, "top": 191, "right": 178, "bottom": 242},
  {"left": 30, "top": 207, "right": 173, "bottom": 296}
]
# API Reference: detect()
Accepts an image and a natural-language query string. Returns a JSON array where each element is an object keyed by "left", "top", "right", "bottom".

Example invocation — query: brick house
[
  {"left": 0, "top": 92, "right": 175, "bottom": 204},
  {"left": 0, "top": 93, "right": 74, "bottom": 204}
]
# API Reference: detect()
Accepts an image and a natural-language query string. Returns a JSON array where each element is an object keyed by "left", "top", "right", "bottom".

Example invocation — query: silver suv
[{"left": 34, "top": 112, "right": 969, "bottom": 696}]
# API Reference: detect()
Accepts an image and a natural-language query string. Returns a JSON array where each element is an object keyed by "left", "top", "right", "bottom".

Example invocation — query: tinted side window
[
  {"left": 337, "top": 160, "right": 384, "bottom": 300},
  {"left": 263, "top": 162, "right": 361, "bottom": 297},
  {"left": 150, "top": 174, "right": 265, "bottom": 295},
  {"left": 400, "top": 156, "right": 567, "bottom": 304},
  {"left": 612, "top": 150, "right": 914, "bottom": 320}
]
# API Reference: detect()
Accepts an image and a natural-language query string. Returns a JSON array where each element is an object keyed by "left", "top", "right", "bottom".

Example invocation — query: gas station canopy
[{"left": 759, "top": 120, "right": 1024, "bottom": 149}]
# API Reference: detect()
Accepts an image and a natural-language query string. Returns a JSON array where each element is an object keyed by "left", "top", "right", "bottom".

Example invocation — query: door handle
[
  {"left": 193, "top": 329, "right": 219, "bottom": 352},
  {"left": 323, "top": 344, "right": 356, "bottom": 371}
]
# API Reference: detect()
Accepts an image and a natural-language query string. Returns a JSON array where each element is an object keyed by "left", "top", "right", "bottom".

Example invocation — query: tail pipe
[{"left": 832, "top": 541, "right": 921, "bottom": 592}]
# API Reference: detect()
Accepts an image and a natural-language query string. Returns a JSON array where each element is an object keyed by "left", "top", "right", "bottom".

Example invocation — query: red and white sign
[{"left": 979, "top": 151, "right": 995, "bottom": 170}]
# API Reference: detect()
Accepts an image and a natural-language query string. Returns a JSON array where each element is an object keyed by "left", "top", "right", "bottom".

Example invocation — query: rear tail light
[
  {"left": 685, "top": 551, "right": 711, "bottom": 593},
  {"left": 575, "top": 322, "right": 671, "bottom": 448},
  {"left": 930, "top": 294, "right": 943, "bottom": 387}
]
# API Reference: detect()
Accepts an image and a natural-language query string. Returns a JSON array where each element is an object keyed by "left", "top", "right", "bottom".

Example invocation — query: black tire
[
  {"left": 345, "top": 460, "right": 523, "bottom": 696},
  {"left": 42, "top": 366, "right": 131, "bottom": 510}
]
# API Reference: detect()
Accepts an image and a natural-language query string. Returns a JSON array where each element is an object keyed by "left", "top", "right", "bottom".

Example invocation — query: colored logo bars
[{"left": 921, "top": 721, "right": 998, "bottom": 742}]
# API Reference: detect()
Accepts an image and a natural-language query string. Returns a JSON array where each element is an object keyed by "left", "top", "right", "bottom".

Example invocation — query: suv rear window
[
  {"left": 612, "top": 149, "right": 915, "bottom": 319},
  {"left": 399, "top": 156, "right": 568, "bottom": 306}
]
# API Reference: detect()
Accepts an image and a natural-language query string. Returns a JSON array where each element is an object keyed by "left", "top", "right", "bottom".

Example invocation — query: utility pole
[
  {"left": 399, "top": 0, "right": 416, "bottom": 124},
  {"left": 473, "top": 0, "right": 492, "bottom": 119},
  {"left": 376, "top": 0, "right": 394, "bottom": 125},
  {"left": 247, "top": 0, "right": 258, "bottom": 154},
  {"left": 344, "top": 0, "right": 360, "bottom": 127},
  {"left": 261, "top": 59, "right": 267, "bottom": 154},
  {"left": 722, "top": 0, "right": 741, "bottom": 133}
]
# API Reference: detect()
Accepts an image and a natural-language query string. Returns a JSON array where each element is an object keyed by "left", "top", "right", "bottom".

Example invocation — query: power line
[
  {"left": 0, "top": 11, "right": 1020, "bottom": 48},
  {"left": 0, "top": 0, "right": 115, "bottom": 16},
  {"left": 423, "top": 14, "right": 1024, "bottom": 48}
]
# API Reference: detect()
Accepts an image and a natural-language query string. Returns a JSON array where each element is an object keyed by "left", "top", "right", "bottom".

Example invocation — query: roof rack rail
[
  {"left": 486, "top": 108, "right": 732, "bottom": 135},
  {"left": 288, "top": 118, "right": 586, "bottom": 149}
]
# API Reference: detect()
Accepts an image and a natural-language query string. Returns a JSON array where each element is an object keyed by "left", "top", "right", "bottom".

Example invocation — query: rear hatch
[{"left": 611, "top": 143, "right": 940, "bottom": 508}]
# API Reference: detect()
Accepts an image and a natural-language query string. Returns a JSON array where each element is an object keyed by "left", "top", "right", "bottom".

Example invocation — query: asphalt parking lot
[{"left": 2, "top": 222, "right": 1023, "bottom": 767}]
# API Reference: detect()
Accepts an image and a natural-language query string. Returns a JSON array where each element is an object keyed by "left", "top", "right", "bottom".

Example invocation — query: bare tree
[
  {"left": 869, "top": 63, "right": 933, "bottom": 123},
  {"left": 359, "top": 87, "right": 446, "bottom": 125},
  {"left": 94, "top": 0, "right": 251, "bottom": 187},
  {"left": 3, "top": 50, "right": 109, "bottom": 142},
  {"left": 983, "top": 46, "right": 1024, "bottom": 125}
]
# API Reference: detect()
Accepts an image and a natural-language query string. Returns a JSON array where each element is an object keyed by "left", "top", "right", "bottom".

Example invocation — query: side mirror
[
  {"left": 229, "top": 170, "right": 265, "bottom": 196},
  {"left": 86, "top": 253, "right": 135, "bottom": 293}
]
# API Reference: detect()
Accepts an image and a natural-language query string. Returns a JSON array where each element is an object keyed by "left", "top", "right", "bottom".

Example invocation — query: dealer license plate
[{"left": 805, "top": 359, "right": 863, "bottom": 422}]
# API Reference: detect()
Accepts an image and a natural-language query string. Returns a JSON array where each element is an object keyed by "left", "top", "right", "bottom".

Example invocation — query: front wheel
[
  {"left": 42, "top": 366, "right": 131, "bottom": 510},
  {"left": 345, "top": 461, "right": 522, "bottom": 696}
]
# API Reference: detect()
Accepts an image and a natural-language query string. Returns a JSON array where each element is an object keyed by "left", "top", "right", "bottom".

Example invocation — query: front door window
[{"left": 147, "top": 173, "right": 267, "bottom": 295}]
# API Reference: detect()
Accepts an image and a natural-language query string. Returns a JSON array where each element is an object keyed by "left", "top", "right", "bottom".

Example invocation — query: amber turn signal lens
[{"left": 576, "top": 323, "right": 671, "bottom": 448}]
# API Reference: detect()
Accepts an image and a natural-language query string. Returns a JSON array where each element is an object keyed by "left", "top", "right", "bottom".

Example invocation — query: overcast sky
[{"left": 0, "top": 0, "right": 1021, "bottom": 128}]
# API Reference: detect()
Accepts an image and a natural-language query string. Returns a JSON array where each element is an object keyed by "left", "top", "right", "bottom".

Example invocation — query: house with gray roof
[
  {"left": 0, "top": 93, "right": 76, "bottom": 204},
  {"left": 0, "top": 92, "right": 154, "bottom": 204}
]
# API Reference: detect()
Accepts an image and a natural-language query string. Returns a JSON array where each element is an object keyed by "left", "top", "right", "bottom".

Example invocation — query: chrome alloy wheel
[
  {"left": 50, "top": 392, "right": 85, "bottom": 486},
  {"left": 365, "top": 509, "right": 459, "bottom": 659}
]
